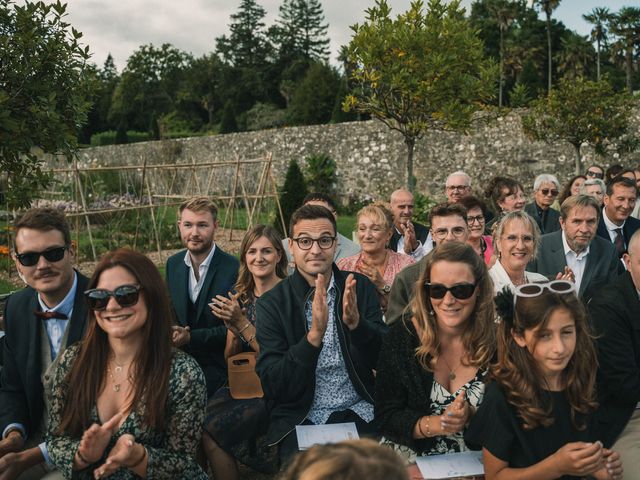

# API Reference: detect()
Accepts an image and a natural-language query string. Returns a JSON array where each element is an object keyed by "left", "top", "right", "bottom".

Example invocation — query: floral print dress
[{"left": 46, "top": 344, "right": 208, "bottom": 479}]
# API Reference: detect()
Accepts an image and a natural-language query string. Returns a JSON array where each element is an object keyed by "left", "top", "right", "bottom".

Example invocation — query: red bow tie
[{"left": 34, "top": 310, "right": 68, "bottom": 320}]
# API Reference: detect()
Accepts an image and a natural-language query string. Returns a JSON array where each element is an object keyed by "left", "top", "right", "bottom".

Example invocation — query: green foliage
[
  {"left": 219, "top": 101, "right": 238, "bottom": 134},
  {"left": 90, "top": 130, "right": 151, "bottom": 146},
  {"left": 288, "top": 62, "right": 341, "bottom": 125},
  {"left": 343, "top": 0, "right": 497, "bottom": 189},
  {"left": 522, "top": 77, "right": 635, "bottom": 174},
  {"left": 412, "top": 192, "right": 437, "bottom": 224},
  {"left": 276, "top": 159, "right": 308, "bottom": 235},
  {"left": 0, "top": 0, "right": 92, "bottom": 208},
  {"left": 245, "top": 103, "right": 287, "bottom": 131},
  {"left": 508, "top": 83, "right": 531, "bottom": 107},
  {"left": 272, "top": 0, "right": 330, "bottom": 62},
  {"left": 304, "top": 154, "right": 337, "bottom": 197}
]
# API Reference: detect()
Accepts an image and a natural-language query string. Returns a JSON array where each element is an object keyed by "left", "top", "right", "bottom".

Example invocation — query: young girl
[{"left": 465, "top": 282, "right": 623, "bottom": 480}]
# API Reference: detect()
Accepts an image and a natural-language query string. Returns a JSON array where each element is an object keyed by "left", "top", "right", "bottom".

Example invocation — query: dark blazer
[
  {"left": 589, "top": 272, "right": 640, "bottom": 446},
  {"left": 524, "top": 202, "right": 561, "bottom": 234},
  {"left": 527, "top": 230, "right": 620, "bottom": 301},
  {"left": 0, "top": 273, "right": 89, "bottom": 436},
  {"left": 389, "top": 221, "right": 429, "bottom": 252},
  {"left": 596, "top": 213, "right": 640, "bottom": 257},
  {"left": 166, "top": 247, "right": 239, "bottom": 395}
]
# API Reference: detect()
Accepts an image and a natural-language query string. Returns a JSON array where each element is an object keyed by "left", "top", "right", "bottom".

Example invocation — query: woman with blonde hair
[
  {"left": 375, "top": 242, "right": 496, "bottom": 461},
  {"left": 338, "top": 202, "right": 414, "bottom": 313}
]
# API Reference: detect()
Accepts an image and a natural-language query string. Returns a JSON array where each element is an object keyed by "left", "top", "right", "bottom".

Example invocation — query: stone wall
[{"left": 67, "top": 109, "right": 640, "bottom": 205}]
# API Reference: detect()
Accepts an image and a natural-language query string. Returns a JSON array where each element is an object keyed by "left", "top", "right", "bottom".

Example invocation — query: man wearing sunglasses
[
  {"left": 255, "top": 204, "right": 386, "bottom": 465},
  {"left": 524, "top": 174, "right": 561, "bottom": 234},
  {"left": 0, "top": 208, "right": 89, "bottom": 479},
  {"left": 528, "top": 195, "right": 620, "bottom": 301},
  {"left": 585, "top": 164, "right": 605, "bottom": 180},
  {"left": 590, "top": 230, "right": 640, "bottom": 477},
  {"left": 166, "top": 197, "right": 239, "bottom": 397},
  {"left": 386, "top": 203, "right": 469, "bottom": 325}
]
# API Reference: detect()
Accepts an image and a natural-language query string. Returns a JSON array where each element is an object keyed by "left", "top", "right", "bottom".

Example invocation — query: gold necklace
[
  {"left": 107, "top": 359, "right": 129, "bottom": 392},
  {"left": 440, "top": 355, "right": 462, "bottom": 381}
]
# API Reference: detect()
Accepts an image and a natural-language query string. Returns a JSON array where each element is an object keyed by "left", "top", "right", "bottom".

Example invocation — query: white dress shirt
[
  {"left": 561, "top": 232, "right": 589, "bottom": 294},
  {"left": 183, "top": 244, "right": 217, "bottom": 303}
]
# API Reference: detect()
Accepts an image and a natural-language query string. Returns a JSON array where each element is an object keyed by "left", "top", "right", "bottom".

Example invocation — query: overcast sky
[{"left": 59, "top": 0, "right": 631, "bottom": 71}]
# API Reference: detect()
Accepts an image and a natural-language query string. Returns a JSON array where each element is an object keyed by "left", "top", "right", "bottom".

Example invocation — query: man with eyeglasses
[
  {"left": 389, "top": 188, "right": 431, "bottom": 260},
  {"left": 585, "top": 164, "right": 605, "bottom": 180},
  {"left": 166, "top": 196, "right": 239, "bottom": 397},
  {"left": 444, "top": 171, "right": 472, "bottom": 203},
  {"left": 528, "top": 195, "right": 620, "bottom": 301},
  {"left": 256, "top": 204, "right": 386, "bottom": 466},
  {"left": 0, "top": 208, "right": 89, "bottom": 479},
  {"left": 590, "top": 230, "right": 640, "bottom": 477},
  {"left": 524, "top": 174, "right": 561, "bottom": 234},
  {"left": 386, "top": 203, "right": 469, "bottom": 325}
]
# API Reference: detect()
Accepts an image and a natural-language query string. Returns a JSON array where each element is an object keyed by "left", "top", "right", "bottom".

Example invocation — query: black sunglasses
[
  {"left": 425, "top": 282, "right": 477, "bottom": 300},
  {"left": 85, "top": 284, "right": 142, "bottom": 311},
  {"left": 586, "top": 170, "right": 604, "bottom": 179},
  {"left": 14, "top": 246, "right": 68, "bottom": 267},
  {"left": 540, "top": 188, "right": 558, "bottom": 197}
]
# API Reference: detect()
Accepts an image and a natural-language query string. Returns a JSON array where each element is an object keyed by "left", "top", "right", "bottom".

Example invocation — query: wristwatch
[{"left": 381, "top": 284, "right": 391, "bottom": 294}]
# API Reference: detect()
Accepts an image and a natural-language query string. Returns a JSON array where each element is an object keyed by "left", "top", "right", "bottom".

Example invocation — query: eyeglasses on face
[
  {"left": 291, "top": 236, "right": 336, "bottom": 250},
  {"left": 467, "top": 215, "right": 485, "bottom": 224},
  {"left": 502, "top": 234, "right": 534, "bottom": 244},
  {"left": 14, "top": 246, "right": 68, "bottom": 267},
  {"left": 85, "top": 284, "right": 142, "bottom": 311},
  {"left": 586, "top": 170, "right": 604, "bottom": 179},
  {"left": 425, "top": 282, "right": 477, "bottom": 300},
  {"left": 432, "top": 226, "right": 467, "bottom": 239},
  {"left": 446, "top": 185, "right": 469, "bottom": 192},
  {"left": 539, "top": 188, "right": 558, "bottom": 197}
]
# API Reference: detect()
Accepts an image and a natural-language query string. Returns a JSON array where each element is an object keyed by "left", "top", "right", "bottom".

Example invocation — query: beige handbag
[{"left": 228, "top": 352, "right": 264, "bottom": 399}]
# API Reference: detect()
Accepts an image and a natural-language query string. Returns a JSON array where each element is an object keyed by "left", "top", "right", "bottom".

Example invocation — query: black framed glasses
[
  {"left": 446, "top": 185, "right": 469, "bottom": 192},
  {"left": 539, "top": 188, "right": 558, "bottom": 197},
  {"left": 586, "top": 170, "right": 604, "bottom": 179},
  {"left": 467, "top": 215, "right": 485, "bottom": 224},
  {"left": 425, "top": 282, "right": 477, "bottom": 300},
  {"left": 85, "top": 285, "right": 142, "bottom": 311},
  {"left": 291, "top": 236, "right": 336, "bottom": 250},
  {"left": 14, "top": 246, "right": 68, "bottom": 267}
]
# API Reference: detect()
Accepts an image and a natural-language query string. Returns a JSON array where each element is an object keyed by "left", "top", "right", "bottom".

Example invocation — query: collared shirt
[
  {"left": 561, "top": 232, "right": 589, "bottom": 293},
  {"left": 602, "top": 209, "right": 626, "bottom": 244},
  {"left": 183, "top": 244, "right": 216, "bottom": 303},
  {"left": 38, "top": 271, "right": 77, "bottom": 361},
  {"left": 395, "top": 229, "right": 432, "bottom": 261},
  {"left": 305, "top": 275, "right": 373, "bottom": 425}
]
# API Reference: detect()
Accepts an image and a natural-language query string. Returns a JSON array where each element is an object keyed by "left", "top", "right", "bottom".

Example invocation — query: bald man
[
  {"left": 590, "top": 230, "right": 640, "bottom": 476},
  {"left": 389, "top": 189, "right": 431, "bottom": 261}
]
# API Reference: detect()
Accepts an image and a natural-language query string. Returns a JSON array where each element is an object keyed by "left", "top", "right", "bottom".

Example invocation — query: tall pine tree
[{"left": 273, "top": 0, "right": 330, "bottom": 63}]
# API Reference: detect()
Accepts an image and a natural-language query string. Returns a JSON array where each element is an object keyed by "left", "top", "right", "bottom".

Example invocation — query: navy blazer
[
  {"left": 590, "top": 272, "right": 640, "bottom": 446},
  {"left": 0, "top": 272, "right": 89, "bottom": 436},
  {"left": 389, "top": 221, "right": 429, "bottom": 252},
  {"left": 527, "top": 230, "right": 620, "bottom": 300},
  {"left": 166, "top": 247, "right": 239, "bottom": 395},
  {"left": 524, "top": 202, "right": 561, "bottom": 235},
  {"left": 596, "top": 213, "right": 640, "bottom": 257}
]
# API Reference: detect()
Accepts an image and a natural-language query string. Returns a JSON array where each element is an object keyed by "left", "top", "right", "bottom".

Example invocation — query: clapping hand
[
  {"left": 77, "top": 412, "right": 124, "bottom": 466},
  {"left": 555, "top": 266, "right": 575, "bottom": 283},
  {"left": 209, "top": 292, "right": 246, "bottom": 332},
  {"left": 592, "top": 448, "right": 623, "bottom": 480},
  {"left": 400, "top": 221, "right": 418, "bottom": 254},
  {"left": 440, "top": 390, "right": 471, "bottom": 434},
  {"left": 357, "top": 259, "right": 385, "bottom": 291},
  {"left": 342, "top": 273, "right": 360, "bottom": 331},
  {"left": 307, "top": 274, "right": 328, "bottom": 347},
  {"left": 94, "top": 434, "right": 145, "bottom": 479}
]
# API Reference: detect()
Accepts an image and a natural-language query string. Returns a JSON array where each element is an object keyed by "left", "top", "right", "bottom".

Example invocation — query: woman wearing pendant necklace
[
  {"left": 337, "top": 202, "right": 414, "bottom": 314},
  {"left": 46, "top": 249, "right": 207, "bottom": 479},
  {"left": 375, "top": 242, "right": 496, "bottom": 462}
]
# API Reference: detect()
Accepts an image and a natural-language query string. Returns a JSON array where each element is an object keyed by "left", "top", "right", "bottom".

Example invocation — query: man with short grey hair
[
  {"left": 580, "top": 178, "right": 606, "bottom": 206},
  {"left": 444, "top": 171, "right": 471, "bottom": 203},
  {"left": 524, "top": 174, "right": 561, "bottom": 234}
]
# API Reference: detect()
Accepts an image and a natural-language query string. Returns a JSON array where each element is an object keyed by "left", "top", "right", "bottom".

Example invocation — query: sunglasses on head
[
  {"left": 514, "top": 280, "right": 576, "bottom": 301},
  {"left": 85, "top": 284, "right": 142, "bottom": 311},
  {"left": 14, "top": 246, "right": 68, "bottom": 267},
  {"left": 425, "top": 282, "right": 477, "bottom": 300}
]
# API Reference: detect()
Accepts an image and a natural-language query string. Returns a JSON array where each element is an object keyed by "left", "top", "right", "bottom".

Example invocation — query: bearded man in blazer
[
  {"left": 528, "top": 195, "right": 620, "bottom": 301},
  {"left": 166, "top": 197, "right": 239, "bottom": 396},
  {"left": 0, "top": 208, "right": 88, "bottom": 479}
]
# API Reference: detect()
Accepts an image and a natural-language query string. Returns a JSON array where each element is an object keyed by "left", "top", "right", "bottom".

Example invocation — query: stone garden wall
[{"left": 66, "top": 109, "right": 640, "bottom": 204}]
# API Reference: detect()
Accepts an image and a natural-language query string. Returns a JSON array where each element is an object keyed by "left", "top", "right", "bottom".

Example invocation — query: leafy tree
[
  {"left": 583, "top": 7, "right": 611, "bottom": 81},
  {"left": 522, "top": 77, "right": 634, "bottom": 175},
  {"left": 219, "top": 101, "right": 238, "bottom": 134},
  {"left": 343, "top": 0, "right": 497, "bottom": 190},
  {"left": 288, "top": 61, "right": 340, "bottom": 125},
  {"left": 276, "top": 159, "right": 308, "bottom": 235},
  {"left": 555, "top": 33, "right": 594, "bottom": 81},
  {"left": 272, "top": 0, "right": 330, "bottom": 63},
  {"left": 109, "top": 44, "right": 192, "bottom": 133},
  {"left": 485, "top": 0, "right": 519, "bottom": 107},
  {"left": 0, "top": 0, "right": 92, "bottom": 207},
  {"left": 609, "top": 7, "right": 640, "bottom": 94},
  {"left": 532, "top": 0, "right": 561, "bottom": 92},
  {"left": 508, "top": 82, "right": 531, "bottom": 107},
  {"left": 304, "top": 153, "right": 337, "bottom": 196}
]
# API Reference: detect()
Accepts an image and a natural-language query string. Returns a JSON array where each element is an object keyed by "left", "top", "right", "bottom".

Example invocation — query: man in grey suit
[
  {"left": 528, "top": 195, "right": 621, "bottom": 301},
  {"left": 282, "top": 193, "right": 359, "bottom": 270}
]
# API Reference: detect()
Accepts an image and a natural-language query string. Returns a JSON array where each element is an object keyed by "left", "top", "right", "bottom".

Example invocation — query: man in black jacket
[
  {"left": 590, "top": 230, "right": 640, "bottom": 476},
  {"left": 389, "top": 188, "right": 431, "bottom": 260},
  {"left": 596, "top": 176, "right": 640, "bottom": 260},
  {"left": 0, "top": 208, "right": 88, "bottom": 479},
  {"left": 256, "top": 204, "right": 387, "bottom": 466}
]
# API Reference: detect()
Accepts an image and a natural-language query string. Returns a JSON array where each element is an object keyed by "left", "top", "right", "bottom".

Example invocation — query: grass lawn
[{"left": 336, "top": 215, "right": 356, "bottom": 240}]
